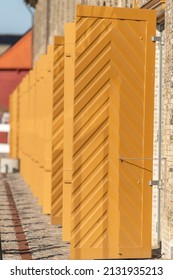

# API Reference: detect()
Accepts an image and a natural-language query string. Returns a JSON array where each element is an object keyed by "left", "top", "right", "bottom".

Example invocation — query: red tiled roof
[{"left": 0, "top": 30, "right": 32, "bottom": 69}]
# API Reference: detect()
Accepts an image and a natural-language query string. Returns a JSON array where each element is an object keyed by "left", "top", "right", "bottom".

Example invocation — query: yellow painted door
[{"left": 63, "top": 6, "right": 156, "bottom": 259}]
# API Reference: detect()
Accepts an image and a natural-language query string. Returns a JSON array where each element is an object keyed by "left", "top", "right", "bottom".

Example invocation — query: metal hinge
[
  {"left": 152, "top": 36, "right": 164, "bottom": 45},
  {"left": 148, "top": 180, "right": 162, "bottom": 187},
  {"left": 152, "top": 36, "right": 161, "bottom": 42}
]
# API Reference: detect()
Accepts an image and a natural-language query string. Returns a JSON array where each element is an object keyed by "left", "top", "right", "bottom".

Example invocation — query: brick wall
[
  {"left": 151, "top": 26, "right": 166, "bottom": 249},
  {"left": 33, "top": 0, "right": 76, "bottom": 62},
  {"left": 33, "top": 0, "right": 48, "bottom": 62},
  {"left": 152, "top": 29, "right": 160, "bottom": 248},
  {"left": 161, "top": 0, "right": 173, "bottom": 259}
]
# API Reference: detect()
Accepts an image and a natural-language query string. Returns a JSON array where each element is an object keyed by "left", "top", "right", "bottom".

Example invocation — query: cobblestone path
[{"left": 0, "top": 173, "right": 70, "bottom": 260}]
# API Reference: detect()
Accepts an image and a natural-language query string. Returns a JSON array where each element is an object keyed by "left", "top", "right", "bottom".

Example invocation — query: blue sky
[{"left": 0, "top": 0, "right": 34, "bottom": 35}]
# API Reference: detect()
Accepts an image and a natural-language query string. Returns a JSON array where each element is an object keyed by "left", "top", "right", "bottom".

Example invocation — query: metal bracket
[
  {"left": 148, "top": 180, "right": 162, "bottom": 187},
  {"left": 152, "top": 36, "right": 161, "bottom": 42},
  {"left": 152, "top": 36, "right": 164, "bottom": 46}
]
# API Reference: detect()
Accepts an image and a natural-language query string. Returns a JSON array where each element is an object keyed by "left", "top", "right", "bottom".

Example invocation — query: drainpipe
[
  {"left": 152, "top": 23, "right": 164, "bottom": 250},
  {"left": 157, "top": 26, "right": 164, "bottom": 249},
  {"left": 152, "top": 24, "right": 164, "bottom": 249}
]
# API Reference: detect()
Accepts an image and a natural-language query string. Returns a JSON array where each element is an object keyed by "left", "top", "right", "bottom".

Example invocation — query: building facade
[
  {"left": 0, "top": 35, "right": 22, "bottom": 55},
  {"left": 30, "top": 0, "right": 172, "bottom": 259},
  {"left": 161, "top": 0, "right": 173, "bottom": 259},
  {"left": 0, "top": 30, "right": 32, "bottom": 143}
]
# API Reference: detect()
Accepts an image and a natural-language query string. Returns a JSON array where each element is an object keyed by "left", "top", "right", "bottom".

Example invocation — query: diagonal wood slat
[
  {"left": 51, "top": 37, "right": 64, "bottom": 225},
  {"left": 63, "top": 6, "right": 156, "bottom": 260}
]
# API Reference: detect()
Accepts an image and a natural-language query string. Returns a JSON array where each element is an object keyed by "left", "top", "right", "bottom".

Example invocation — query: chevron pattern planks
[
  {"left": 71, "top": 16, "right": 111, "bottom": 255},
  {"left": 63, "top": 6, "right": 156, "bottom": 259}
]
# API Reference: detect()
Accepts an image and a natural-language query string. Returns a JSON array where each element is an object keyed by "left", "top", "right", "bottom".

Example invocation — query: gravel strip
[{"left": 0, "top": 173, "right": 70, "bottom": 260}]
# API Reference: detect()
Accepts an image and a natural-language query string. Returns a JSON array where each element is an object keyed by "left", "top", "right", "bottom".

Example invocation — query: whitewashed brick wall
[
  {"left": 161, "top": 0, "right": 173, "bottom": 259},
  {"left": 152, "top": 29, "right": 160, "bottom": 248},
  {"left": 151, "top": 26, "right": 166, "bottom": 249}
]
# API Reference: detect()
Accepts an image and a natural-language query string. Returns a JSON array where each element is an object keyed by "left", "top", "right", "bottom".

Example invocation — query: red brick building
[{"left": 0, "top": 30, "right": 32, "bottom": 142}]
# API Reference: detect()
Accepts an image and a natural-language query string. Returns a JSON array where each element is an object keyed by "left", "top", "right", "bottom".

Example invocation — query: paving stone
[{"left": 0, "top": 173, "right": 70, "bottom": 260}]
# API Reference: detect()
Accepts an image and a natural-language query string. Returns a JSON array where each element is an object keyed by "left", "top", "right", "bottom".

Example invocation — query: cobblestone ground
[{"left": 0, "top": 173, "right": 70, "bottom": 260}]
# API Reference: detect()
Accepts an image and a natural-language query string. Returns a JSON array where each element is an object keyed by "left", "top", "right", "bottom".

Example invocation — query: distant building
[
  {"left": 0, "top": 34, "right": 22, "bottom": 55},
  {"left": 0, "top": 29, "right": 32, "bottom": 143}
]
